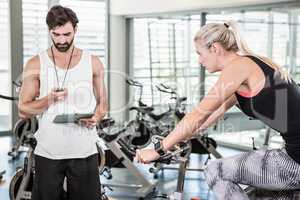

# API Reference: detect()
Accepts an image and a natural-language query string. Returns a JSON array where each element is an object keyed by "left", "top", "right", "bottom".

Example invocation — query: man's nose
[{"left": 57, "top": 36, "right": 67, "bottom": 44}]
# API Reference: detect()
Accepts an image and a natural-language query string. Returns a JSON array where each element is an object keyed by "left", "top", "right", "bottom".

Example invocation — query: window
[
  {"left": 272, "top": 12, "right": 289, "bottom": 67},
  {"left": 294, "top": 10, "right": 300, "bottom": 82},
  {"left": 22, "top": 0, "right": 107, "bottom": 64},
  {"left": 132, "top": 17, "right": 201, "bottom": 112},
  {"left": 22, "top": 0, "right": 48, "bottom": 64},
  {"left": 0, "top": 0, "right": 11, "bottom": 132}
]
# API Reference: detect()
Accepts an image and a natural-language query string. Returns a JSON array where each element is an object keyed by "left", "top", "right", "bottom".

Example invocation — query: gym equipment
[
  {"left": 9, "top": 133, "right": 36, "bottom": 200},
  {"left": 97, "top": 118, "right": 157, "bottom": 199},
  {"left": 0, "top": 80, "right": 38, "bottom": 160},
  {"left": 123, "top": 78, "right": 156, "bottom": 149},
  {"left": 150, "top": 135, "right": 192, "bottom": 200},
  {"left": 124, "top": 79, "right": 187, "bottom": 150},
  {"left": 0, "top": 170, "right": 5, "bottom": 181},
  {"left": 8, "top": 118, "right": 38, "bottom": 159},
  {"left": 125, "top": 80, "right": 221, "bottom": 176}
]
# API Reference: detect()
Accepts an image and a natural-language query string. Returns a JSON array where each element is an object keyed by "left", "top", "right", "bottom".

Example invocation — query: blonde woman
[{"left": 135, "top": 21, "right": 300, "bottom": 199}]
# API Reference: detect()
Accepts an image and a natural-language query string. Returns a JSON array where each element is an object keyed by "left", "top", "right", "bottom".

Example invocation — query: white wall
[
  {"left": 108, "top": 16, "right": 127, "bottom": 122},
  {"left": 110, "top": 0, "right": 294, "bottom": 16}
]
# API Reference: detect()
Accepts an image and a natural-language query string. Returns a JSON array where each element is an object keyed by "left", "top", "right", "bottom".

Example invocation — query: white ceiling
[{"left": 110, "top": 0, "right": 295, "bottom": 16}]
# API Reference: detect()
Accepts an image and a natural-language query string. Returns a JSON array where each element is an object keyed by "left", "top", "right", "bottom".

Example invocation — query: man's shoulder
[
  {"left": 90, "top": 54, "right": 104, "bottom": 66},
  {"left": 25, "top": 55, "right": 41, "bottom": 70}
]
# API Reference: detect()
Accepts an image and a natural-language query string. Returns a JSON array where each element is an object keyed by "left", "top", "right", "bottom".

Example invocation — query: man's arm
[
  {"left": 91, "top": 55, "right": 108, "bottom": 121},
  {"left": 18, "top": 56, "right": 67, "bottom": 119}
]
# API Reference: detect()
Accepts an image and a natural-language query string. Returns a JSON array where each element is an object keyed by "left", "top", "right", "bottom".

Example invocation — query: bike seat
[
  {"left": 129, "top": 106, "right": 154, "bottom": 113},
  {"left": 178, "top": 97, "right": 187, "bottom": 102},
  {"left": 148, "top": 110, "right": 171, "bottom": 121}
]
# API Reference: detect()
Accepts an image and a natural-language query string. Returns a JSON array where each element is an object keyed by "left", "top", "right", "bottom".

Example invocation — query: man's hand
[
  {"left": 48, "top": 88, "right": 68, "bottom": 104},
  {"left": 79, "top": 115, "right": 99, "bottom": 129}
]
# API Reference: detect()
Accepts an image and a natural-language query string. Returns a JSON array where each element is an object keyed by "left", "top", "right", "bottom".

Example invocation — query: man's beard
[{"left": 52, "top": 38, "right": 74, "bottom": 52}]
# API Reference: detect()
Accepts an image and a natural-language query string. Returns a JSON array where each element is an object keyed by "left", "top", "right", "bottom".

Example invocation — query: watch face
[{"left": 154, "top": 141, "right": 160, "bottom": 149}]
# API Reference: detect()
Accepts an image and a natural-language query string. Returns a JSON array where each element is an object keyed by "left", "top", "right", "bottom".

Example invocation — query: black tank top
[{"left": 235, "top": 55, "right": 300, "bottom": 164}]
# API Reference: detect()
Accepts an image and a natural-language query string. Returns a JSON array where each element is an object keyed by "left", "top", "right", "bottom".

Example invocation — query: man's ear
[{"left": 74, "top": 26, "right": 78, "bottom": 33}]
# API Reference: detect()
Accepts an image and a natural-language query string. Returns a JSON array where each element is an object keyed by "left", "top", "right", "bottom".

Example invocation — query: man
[{"left": 18, "top": 5, "right": 108, "bottom": 200}]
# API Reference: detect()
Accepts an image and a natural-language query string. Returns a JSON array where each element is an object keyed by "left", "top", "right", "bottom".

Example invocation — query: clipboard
[{"left": 53, "top": 113, "right": 94, "bottom": 124}]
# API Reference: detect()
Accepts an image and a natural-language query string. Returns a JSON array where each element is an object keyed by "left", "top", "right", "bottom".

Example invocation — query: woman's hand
[{"left": 135, "top": 149, "right": 160, "bottom": 164}]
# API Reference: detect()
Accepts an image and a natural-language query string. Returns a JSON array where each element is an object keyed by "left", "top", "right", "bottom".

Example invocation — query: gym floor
[{"left": 0, "top": 136, "right": 241, "bottom": 200}]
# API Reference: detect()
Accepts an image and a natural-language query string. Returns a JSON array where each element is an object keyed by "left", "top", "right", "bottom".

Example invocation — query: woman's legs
[{"left": 204, "top": 149, "right": 300, "bottom": 200}]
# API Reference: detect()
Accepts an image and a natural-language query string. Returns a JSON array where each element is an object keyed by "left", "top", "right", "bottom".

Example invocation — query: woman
[{"left": 135, "top": 21, "right": 300, "bottom": 200}]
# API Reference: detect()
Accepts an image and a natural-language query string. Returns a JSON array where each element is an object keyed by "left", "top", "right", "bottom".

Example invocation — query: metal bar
[{"left": 199, "top": 13, "right": 207, "bottom": 100}]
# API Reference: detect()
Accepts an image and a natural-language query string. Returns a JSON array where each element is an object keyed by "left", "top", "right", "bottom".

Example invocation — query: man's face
[{"left": 50, "top": 22, "right": 76, "bottom": 52}]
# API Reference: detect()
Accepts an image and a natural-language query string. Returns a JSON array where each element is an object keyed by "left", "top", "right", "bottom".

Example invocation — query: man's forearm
[
  {"left": 18, "top": 95, "right": 52, "bottom": 118},
  {"left": 93, "top": 102, "right": 107, "bottom": 121}
]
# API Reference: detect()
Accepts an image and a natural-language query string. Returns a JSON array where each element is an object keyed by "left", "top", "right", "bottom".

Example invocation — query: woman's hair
[
  {"left": 46, "top": 5, "right": 79, "bottom": 30},
  {"left": 194, "top": 20, "right": 290, "bottom": 81}
]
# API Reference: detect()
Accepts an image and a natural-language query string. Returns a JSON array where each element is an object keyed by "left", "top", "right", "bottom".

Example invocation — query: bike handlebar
[
  {"left": 0, "top": 94, "right": 18, "bottom": 101},
  {"left": 126, "top": 78, "right": 142, "bottom": 87}
]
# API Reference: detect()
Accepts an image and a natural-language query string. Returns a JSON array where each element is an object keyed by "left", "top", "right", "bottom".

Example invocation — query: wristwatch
[{"left": 154, "top": 140, "right": 167, "bottom": 156}]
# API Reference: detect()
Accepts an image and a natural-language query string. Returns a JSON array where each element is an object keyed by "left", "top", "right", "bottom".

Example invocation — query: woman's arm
[
  {"left": 196, "top": 94, "right": 237, "bottom": 134},
  {"left": 161, "top": 59, "right": 250, "bottom": 151}
]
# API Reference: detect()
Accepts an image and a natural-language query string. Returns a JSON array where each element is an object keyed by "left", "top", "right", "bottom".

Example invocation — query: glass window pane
[
  {"left": 132, "top": 18, "right": 201, "bottom": 110},
  {"left": 0, "top": 0, "right": 11, "bottom": 132},
  {"left": 22, "top": 0, "right": 48, "bottom": 64}
]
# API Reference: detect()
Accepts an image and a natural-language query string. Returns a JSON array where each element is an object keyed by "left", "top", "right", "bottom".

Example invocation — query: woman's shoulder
[{"left": 223, "top": 56, "right": 254, "bottom": 75}]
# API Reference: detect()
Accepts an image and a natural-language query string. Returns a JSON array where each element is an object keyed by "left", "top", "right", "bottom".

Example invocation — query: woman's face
[{"left": 195, "top": 40, "right": 219, "bottom": 73}]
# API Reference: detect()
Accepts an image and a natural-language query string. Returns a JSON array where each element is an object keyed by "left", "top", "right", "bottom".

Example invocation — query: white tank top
[{"left": 34, "top": 50, "right": 99, "bottom": 159}]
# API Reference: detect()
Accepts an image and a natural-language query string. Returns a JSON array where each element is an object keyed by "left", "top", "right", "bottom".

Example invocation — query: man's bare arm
[
  {"left": 18, "top": 56, "right": 67, "bottom": 119},
  {"left": 91, "top": 55, "right": 108, "bottom": 121}
]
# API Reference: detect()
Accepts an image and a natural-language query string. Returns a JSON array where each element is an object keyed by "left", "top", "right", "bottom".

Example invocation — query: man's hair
[{"left": 46, "top": 5, "right": 79, "bottom": 30}]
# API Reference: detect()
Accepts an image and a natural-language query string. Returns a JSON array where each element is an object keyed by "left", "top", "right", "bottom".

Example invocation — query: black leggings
[{"left": 32, "top": 154, "right": 101, "bottom": 200}]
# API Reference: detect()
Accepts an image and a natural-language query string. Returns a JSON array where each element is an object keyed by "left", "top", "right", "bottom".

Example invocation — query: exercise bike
[
  {"left": 9, "top": 132, "right": 37, "bottom": 200},
  {"left": 123, "top": 78, "right": 157, "bottom": 150},
  {"left": 149, "top": 135, "right": 192, "bottom": 200},
  {"left": 0, "top": 170, "right": 5, "bottom": 181},
  {"left": 97, "top": 118, "right": 158, "bottom": 199},
  {"left": 0, "top": 80, "right": 38, "bottom": 160}
]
